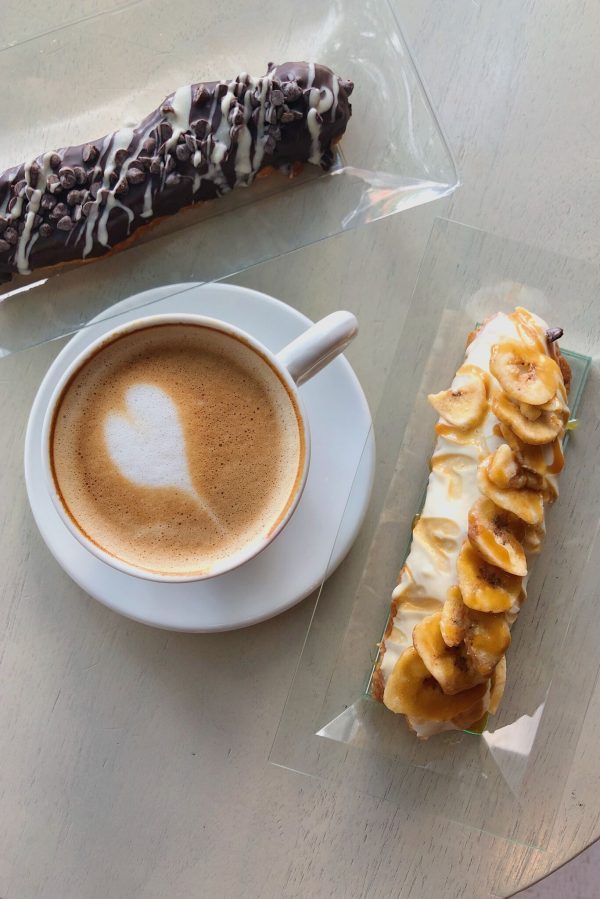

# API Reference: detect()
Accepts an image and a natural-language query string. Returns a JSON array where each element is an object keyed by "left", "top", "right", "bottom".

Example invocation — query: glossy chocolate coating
[{"left": 0, "top": 62, "right": 353, "bottom": 282}]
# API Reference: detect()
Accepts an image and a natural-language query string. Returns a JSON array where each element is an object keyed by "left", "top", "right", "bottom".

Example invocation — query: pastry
[
  {"left": 0, "top": 62, "right": 353, "bottom": 283},
  {"left": 372, "top": 307, "right": 571, "bottom": 738}
]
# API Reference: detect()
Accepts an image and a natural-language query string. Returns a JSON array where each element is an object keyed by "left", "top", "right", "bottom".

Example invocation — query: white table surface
[{"left": 2, "top": 2, "right": 599, "bottom": 897}]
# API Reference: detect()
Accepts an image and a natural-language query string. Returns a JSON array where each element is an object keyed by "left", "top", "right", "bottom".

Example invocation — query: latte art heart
[
  {"left": 50, "top": 323, "right": 304, "bottom": 576},
  {"left": 104, "top": 383, "right": 223, "bottom": 528}
]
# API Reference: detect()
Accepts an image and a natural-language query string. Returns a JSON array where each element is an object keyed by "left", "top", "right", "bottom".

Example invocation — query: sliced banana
[
  {"left": 464, "top": 610, "right": 511, "bottom": 677},
  {"left": 383, "top": 647, "right": 487, "bottom": 721},
  {"left": 452, "top": 693, "right": 490, "bottom": 731},
  {"left": 412, "top": 613, "right": 486, "bottom": 695},
  {"left": 489, "top": 656, "right": 507, "bottom": 715},
  {"left": 468, "top": 496, "right": 527, "bottom": 577},
  {"left": 521, "top": 520, "right": 546, "bottom": 554},
  {"left": 490, "top": 340, "right": 561, "bottom": 405},
  {"left": 487, "top": 443, "right": 520, "bottom": 488},
  {"left": 497, "top": 423, "right": 552, "bottom": 475},
  {"left": 478, "top": 457, "right": 544, "bottom": 525},
  {"left": 428, "top": 369, "right": 488, "bottom": 430},
  {"left": 518, "top": 402, "right": 543, "bottom": 422},
  {"left": 440, "top": 585, "right": 470, "bottom": 646},
  {"left": 492, "top": 390, "right": 564, "bottom": 445},
  {"left": 457, "top": 541, "right": 522, "bottom": 613}
]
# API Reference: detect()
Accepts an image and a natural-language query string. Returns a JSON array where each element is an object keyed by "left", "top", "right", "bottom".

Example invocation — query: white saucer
[{"left": 25, "top": 283, "right": 375, "bottom": 632}]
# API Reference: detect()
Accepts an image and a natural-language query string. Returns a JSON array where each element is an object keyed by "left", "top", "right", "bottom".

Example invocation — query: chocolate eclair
[{"left": 0, "top": 62, "right": 353, "bottom": 282}]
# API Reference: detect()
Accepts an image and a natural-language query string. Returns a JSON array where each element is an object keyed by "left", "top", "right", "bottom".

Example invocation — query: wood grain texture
[{"left": 1, "top": 1, "right": 600, "bottom": 897}]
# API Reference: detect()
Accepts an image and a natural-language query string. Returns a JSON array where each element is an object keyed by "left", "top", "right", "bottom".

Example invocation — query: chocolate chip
[
  {"left": 161, "top": 102, "right": 175, "bottom": 116},
  {"left": 82, "top": 143, "right": 99, "bottom": 164},
  {"left": 272, "top": 78, "right": 282, "bottom": 91},
  {"left": 283, "top": 81, "right": 302, "bottom": 102},
  {"left": 39, "top": 223, "right": 53, "bottom": 238},
  {"left": 165, "top": 173, "right": 181, "bottom": 185},
  {"left": 184, "top": 134, "right": 197, "bottom": 152},
  {"left": 164, "top": 155, "right": 176, "bottom": 173},
  {"left": 66, "top": 189, "right": 83, "bottom": 206},
  {"left": 89, "top": 182, "right": 102, "bottom": 199},
  {"left": 546, "top": 327, "right": 564, "bottom": 343},
  {"left": 216, "top": 83, "right": 228, "bottom": 99},
  {"left": 7, "top": 197, "right": 18, "bottom": 213},
  {"left": 193, "top": 85, "right": 210, "bottom": 105},
  {"left": 50, "top": 202, "right": 68, "bottom": 220},
  {"left": 149, "top": 157, "right": 162, "bottom": 175},
  {"left": 4, "top": 227, "right": 18, "bottom": 245},
  {"left": 270, "top": 89, "right": 284, "bottom": 107},
  {"left": 142, "top": 137, "right": 156, "bottom": 154},
  {"left": 229, "top": 106, "right": 245, "bottom": 126},
  {"left": 280, "top": 108, "right": 303, "bottom": 123},
  {"left": 175, "top": 144, "right": 191, "bottom": 162},
  {"left": 135, "top": 156, "right": 152, "bottom": 170},
  {"left": 13, "top": 180, "right": 27, "bottom": 197},
  {"left": 59, "top": 167, "right": 76, "bottom": 189},
  {"left": 47, "top": 174, "right": 62, "bottom": 194},
  {"left": 49, "top": 153, "right": 62, "bottom": 170},
  {"left": 158, "top": 122, "right": 173, "bottom": 143},
  {"left": 249, "top": 91, "right": 262, "bottom": 108},
  {"left": 127, "top": 166, "right": 145, "bottom": 184},
  {"left": 56, "top": 215, "right": 74, "bottom": 231},
  {"left": 73, "top": 166, "right": 87, "bottom": 185},
  {"left": 41, "top": 193, "right": 57, "bottom": 210},
  {"left": 82, "top": 201, "right": 94, "bottom": 217},
  {"left": 29, "top": 163, "right": 40, "bottom": 187},
  {"left": 17, "top": 222, "right": 25, "bottom": 235},
  {"left": 114, "top": 149, "right": 128, "bottom": 167},
  {"left": 114, "top": 178, "right": 129, "bottom": 195},
  {"left": 0, "top": 216, "right": 7, "bottom": 233},
  {"left": 31, "top": 213, "right": 42, "bottom": 229},
  {"left": 193, "top": 119, "right": 209, "bottom": 139},
  {"left": 339, "top": 79, "right": 354, "bottom": 96}
]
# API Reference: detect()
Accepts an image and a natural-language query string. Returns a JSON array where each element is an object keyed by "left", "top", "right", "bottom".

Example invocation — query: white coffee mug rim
[{"left": 41, "top": 312, "right": 312, "bottom": 583}]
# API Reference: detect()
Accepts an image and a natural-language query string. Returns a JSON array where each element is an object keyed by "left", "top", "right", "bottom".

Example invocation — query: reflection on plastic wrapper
[
  {"left": 0, "top": 0, "right": 457, "bottom": 354},
  {"left": 270, "top": 220, "right": 600, "bottom": 850}
]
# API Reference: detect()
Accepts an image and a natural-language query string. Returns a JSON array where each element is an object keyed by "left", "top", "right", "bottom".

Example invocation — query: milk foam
[{"left": 51, "top": 324, "right": 304, "bottom": 576}]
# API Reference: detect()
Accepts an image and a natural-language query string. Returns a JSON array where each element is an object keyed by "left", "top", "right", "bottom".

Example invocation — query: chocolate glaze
[{"left": 0, "top": 62, "right": 353, "bottom": 283}]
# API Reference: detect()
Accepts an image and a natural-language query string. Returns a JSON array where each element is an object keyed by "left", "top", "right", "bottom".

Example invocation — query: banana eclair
[{"left": 371, "top": 307, "right": 571, "bottom": 739}]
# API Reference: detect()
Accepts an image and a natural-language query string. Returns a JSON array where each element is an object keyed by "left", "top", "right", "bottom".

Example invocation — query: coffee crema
[{"left": 50, "top": 323, "right": 305, "bottom": 576}]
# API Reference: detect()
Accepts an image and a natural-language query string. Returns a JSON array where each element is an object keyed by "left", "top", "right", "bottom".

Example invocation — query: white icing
[
  {"left": 251, "top": 74, "right": 271, "bottom": 172},
  {"left": 379, "top": 311, "right": 565, "bottom": 735},
  {"left": 141, "top": 179, "right": 154, "bottom": 218},
  {"left": 307, "top": 62, "right": 316, "bottom": 87},
  {"left": 307, "top": 108, "right": 322, "bottom": 165},
  {"left": 331, "top": 77, "right": 339, "bottom": 120},
  {"left": 14, "top": 151, "right": 54, "bottom": 273}
]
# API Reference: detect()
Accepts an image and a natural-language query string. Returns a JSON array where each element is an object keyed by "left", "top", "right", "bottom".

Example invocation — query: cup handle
[{"left": 276, "top": 311, "right": 358, "bottom": 386}]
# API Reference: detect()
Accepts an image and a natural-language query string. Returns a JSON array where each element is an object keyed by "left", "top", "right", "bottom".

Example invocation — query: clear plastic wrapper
[
  {"left": 0, "top": 0, "right": 457, "bottom": 355},
  {"left": 270, "top": 219, "right": 599, "bottom": 850}
]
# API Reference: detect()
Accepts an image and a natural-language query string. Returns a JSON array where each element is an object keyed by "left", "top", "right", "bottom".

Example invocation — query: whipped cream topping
[{"left": 376, "top": 310, "right": 561, "bottom": 738}]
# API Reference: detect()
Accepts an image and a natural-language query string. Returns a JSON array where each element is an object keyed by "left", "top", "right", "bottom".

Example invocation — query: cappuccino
[{"left": 50, "top": 323, "right": 304, "bottom": 576}]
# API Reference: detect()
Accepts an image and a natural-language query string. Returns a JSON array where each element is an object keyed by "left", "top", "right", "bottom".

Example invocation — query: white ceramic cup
[{"left": 41, "top": 309, "right": 358, "bottom": 582}]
